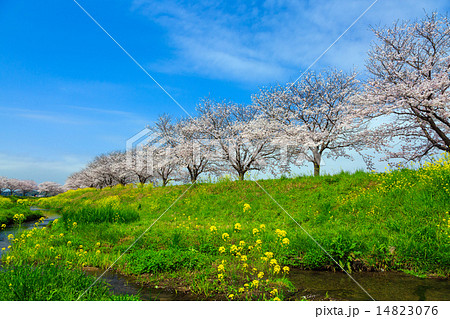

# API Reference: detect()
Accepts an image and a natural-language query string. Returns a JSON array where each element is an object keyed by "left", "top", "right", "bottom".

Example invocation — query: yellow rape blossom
[
  {"left": 257, "top": 272, "right": 264, "bottom": 279},
  {"left": 252, "top": 228, "right": 259, "bottom": 235},
  {"left": 282, "top": 238, "right": 290, "bottom": 245},
  {"left": 283, "top": 266, "right": 290, "bottom": 274},
  {"left": 219, "top": 246, "right": 226, "bottom": 254},
  {"left": 222, "top": 233, "right": 229, "bottom": 241},
  {"left": 275, "top": 229, "right": 287, "bottom": 238},
  {"left": 264, "top": 252, "right": 274, "bottom": 259},
  {"left": 234, "top": 223, "right": 242, "bottom": 232},
  {"left": 239, "top": 240, "right": 245, "bottom": 246},
  {"left": 273, "top": 265, "right": 281, "bottom": 274},
  {"left": 217, "top": 264, "right": 225, "bottom": 272},
  {"left": 243, "top": 203, "right": 251, "bottom": 212}
]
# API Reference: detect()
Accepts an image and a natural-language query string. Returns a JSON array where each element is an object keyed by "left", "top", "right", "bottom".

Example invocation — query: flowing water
[
  {"left": 0, "top": 208, "right": 59, "bottom": 255},
  {"left": 1, "top": 210, "right": 448, "bottom": 300},
  {"left": 289, "top": 269, "right": 449, "bottom": 301}
]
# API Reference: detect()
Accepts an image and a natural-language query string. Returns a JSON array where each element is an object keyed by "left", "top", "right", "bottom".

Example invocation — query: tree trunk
[
  {"left": 312, "top": 148, "right": 322, "bottom": 177},
  {"left": 238, "top": 171, "right": 245, "bottom": 181},
  {"left": 313, "top": 161, "right": 320, "bottom": 177}
]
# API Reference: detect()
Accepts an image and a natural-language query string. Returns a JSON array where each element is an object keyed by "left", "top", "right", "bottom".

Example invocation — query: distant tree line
[
  {"left": 66, "top": 13, "right": 450, "bottom": 190},
  {"left": 0, "top": 177, "right": 64, "bottom": 197}
]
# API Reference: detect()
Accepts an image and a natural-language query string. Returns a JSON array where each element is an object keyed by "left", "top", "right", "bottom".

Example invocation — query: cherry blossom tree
[
  {"left": 253, "top": 68, "right": 370, "bottom": 176},
  {"left": 17, "top": 180, "right": 38, "bottom": 196},
  {"left": 38, "top": 181, "right": 64, "bottom": 196},
  {"left": 4, "top": 178, "right": 19, "bottom": 196},
  {"left": 362, "top": 12, "right": 450, "bottom": 161},
  {"left": 0, "top": 177, "right": 8, "bottom": 194},
  {"left": 196, "top": 98, "right": 278, "bottom": 180}
]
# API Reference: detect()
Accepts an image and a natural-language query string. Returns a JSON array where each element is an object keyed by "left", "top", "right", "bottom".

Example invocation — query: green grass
[
  {"left": 0, "top": 196, "right": 43, "bottom": 226},
  {"left": 2, "top": 155, "right": 450, "bottom": 300},
  {"left": 0, "top": 264, "right": 139, "bottom": 301}
]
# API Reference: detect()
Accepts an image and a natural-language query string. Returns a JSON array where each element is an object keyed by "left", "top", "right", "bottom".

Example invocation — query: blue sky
[{"left": 0, "top": 0, "right": 449, "bottom": 184}]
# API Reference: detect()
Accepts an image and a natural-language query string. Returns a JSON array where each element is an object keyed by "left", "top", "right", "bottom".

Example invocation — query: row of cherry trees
[
  {"left": 66, "top": 13, "right": 449, "bottom": 189},
  {"left": 0, "top": 177, "right": 64, "bottom": 196}
]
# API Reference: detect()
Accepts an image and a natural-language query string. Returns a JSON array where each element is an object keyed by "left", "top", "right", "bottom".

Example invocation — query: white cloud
[{"left": 132, "top": 0, "right": 449, "bottom": 84}]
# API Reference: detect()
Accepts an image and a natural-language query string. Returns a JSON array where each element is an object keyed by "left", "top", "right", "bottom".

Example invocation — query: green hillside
[{"left": 2, "top": 155, "right": 449, "bottom": 300}]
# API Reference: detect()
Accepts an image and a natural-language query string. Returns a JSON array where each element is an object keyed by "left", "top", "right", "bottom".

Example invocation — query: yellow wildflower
[
  {"left": 275, "top": 229, "right": 287, "bottom": 238},
  {"left": 242, "top": 263, "right": 248, "bottom": 269},
  {"left": 273, "top": 297, "right": 281, "bottom": 301},
  {"left": 270, "top": 289, "right": 278, "bottom": 296},
  {"left": 255, "top": 239, "right": 262, "bottom": 245},
  {"left": 264, "top": 252, "right": 274, "bottom": 259},
  {"left": 234, "top": 223, "right": 242, "bottom": 232},
  {"left": 257, "top": 272, "right": 264, "bottom": 279},
  {"left": 228, "top": 294, "right": 234, "bottom": 299},
  {"left": 96, "top": 242, "right": 101, "bottom": 246},
  {"left": 243, "top": 203, "right": 251, "bottom": 212},
  {"left": 260, "top": 224, "right": 266, "bottom": 230},
  {"left": 218, "top": 264, "right": 225, "bottom": 272},
  {"left": 283, "top": 266, "right": 290, "bottom": 274},
  {"left": 59, "top": 233, "right": 64, "bottom": 237},
  {"left": 252, "top": 228, "right": 259, "bottom": 235},
  {"left": 230, "top": 245, "right": 238, "bottom": 253},
  {"left": 72, "top": 222, "right": 77, "bottom": 228},
  {"left": 248, "top": 245, "right": 253, "bottom": 250},
  {"left": 238, "top": 287, "right": 245, "bottom": 293},
  {"left": 282, "top": 238, "right": 290, "bottom": 245},
  {"left": 241, "top": 255, "right": 247, "bottom": 262},
  {"left": 270, "top": 259, "right": 278, "bottom": 266},
  {"left": 67, "top": 241, "right": 72, "bottom": 246},
  {"left": 273, "top": 265, "right": 281, "bottom": 274},
  {"left": 96, "top": 250, "right": 101, "bottom": 254},
  {"left": 252, "top": 280, "right": 259, "bottom": 288},
  {"left": 219, "top": 246, "right": 226, "bottom": 254},
  {"left": 222, "top": 233, "right": 229, "bottom": 241},
  {"left": 239, "top": 240, "right": 245, "bottom": 246},
  {"left": 218, "top": 273, "right": 224, "bottom": 280},
  {"left": 210, "top": 225, "right": 217, "bottom": 232}
]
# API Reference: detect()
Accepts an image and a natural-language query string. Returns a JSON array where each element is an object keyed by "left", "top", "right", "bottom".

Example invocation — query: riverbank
[
  {"left": 0, "top": 197, "right": 44, "bottom": 226},
  {"left": 1, "top": 155, "right": 449, "bottom": 300}
]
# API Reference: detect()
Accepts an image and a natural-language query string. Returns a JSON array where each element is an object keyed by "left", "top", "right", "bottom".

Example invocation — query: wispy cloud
[
  {"left": 0, "top": 153, "right": 88, "bottom": 184},
  {"left": 0, "top": 105, "right": 145, "bottom": 126},
  {"left": 0, "top": 106, "right": 90, "bottom": 125},
  {"left": 132, "top": 0, "right": 449, "bottom": 84}
]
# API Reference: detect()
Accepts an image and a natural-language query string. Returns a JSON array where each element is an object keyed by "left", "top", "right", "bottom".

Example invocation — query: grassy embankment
[
  {"left": 0, "top": 196, "right": 43, "bottom": 226},
  {"left": 1, "top": 155, "right": 449, "bottom": 300}
]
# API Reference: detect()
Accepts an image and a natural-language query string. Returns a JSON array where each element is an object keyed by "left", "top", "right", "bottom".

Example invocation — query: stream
[{"left": 0, "top": 210, "right": 448, "bottom": 301}]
